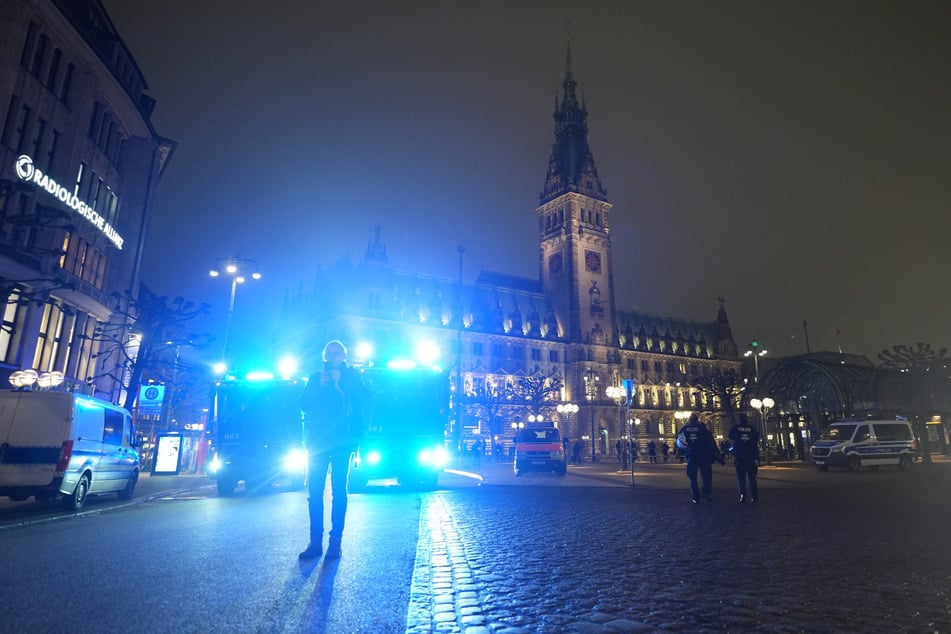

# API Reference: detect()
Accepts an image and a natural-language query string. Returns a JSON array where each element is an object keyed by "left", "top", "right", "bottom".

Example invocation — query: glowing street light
[
  {"left": 744, "top": 339, "right": 768, "bottom": 383},
  {"left": 556, "top": 402, "right": 579, "bottom": 445},
  {"left": 750, "top": 396, "right": 775, "bottom": 466},
  {"left": 209, "top": 255, "right": 261, "bottom": 366}
]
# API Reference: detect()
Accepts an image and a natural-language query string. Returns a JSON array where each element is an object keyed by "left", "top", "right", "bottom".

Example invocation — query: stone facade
[
  {"left": 0, "top": 0, "right": 174, "bottom": 401},
  {"left": 284, "top": 47, "right": 741, "bottom": 455}
]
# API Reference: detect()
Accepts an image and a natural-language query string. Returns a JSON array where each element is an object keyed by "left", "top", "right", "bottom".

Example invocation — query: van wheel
[
  {"left": 899, "top": 455, "right": 912, "bottom": 471},
  {"left": 847, "top": 455, "right": 861, "bottom": 472},
  {"left": 118, "top": 471, "right": 138, "bottom": 500},
  {"left": 63, "top": 473, "right": 91, "bottom": 511}
]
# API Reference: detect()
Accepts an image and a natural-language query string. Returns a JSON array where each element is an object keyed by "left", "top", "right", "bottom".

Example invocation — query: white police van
[
  {"left": 0, "top": 391, "right": 139, "bottom": 509},
  {"left": 810, "top": 420, "right": 917, "bottom": 472}
]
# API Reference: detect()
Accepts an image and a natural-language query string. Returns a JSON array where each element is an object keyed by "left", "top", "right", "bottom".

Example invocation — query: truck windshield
[{"left": 820, "top": 425, "right": 856, "bottom": 441}]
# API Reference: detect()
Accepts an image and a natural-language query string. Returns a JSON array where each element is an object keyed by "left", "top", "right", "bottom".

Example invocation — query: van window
[
  {"left": 874, "top": 424, "right": 911, "bottom": 442},
  {"left": 517, "top": 428, "right": 561, "bottom": 443},
  {"left": 821, "top": 424, "right": 855, "bottom": 441},
  {"left": 103, "top": 409, "right": 124, "bottom": 445},
  {"left": 853, "top": 425, "right": 871, "bottom": 443}
]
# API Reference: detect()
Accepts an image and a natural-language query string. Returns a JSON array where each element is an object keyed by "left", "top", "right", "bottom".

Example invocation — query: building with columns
[{"left": 285, "top": 47, "right": 740, "bottom": 457}]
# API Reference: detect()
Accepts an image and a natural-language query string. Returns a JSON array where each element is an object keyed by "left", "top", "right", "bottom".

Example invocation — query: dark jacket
[
  {"left": 729, "top": 416, "right": 761, "bottom": 462},
  {"left": 299, "top": 363, "right": 366, "bottom": 452},
  {"left": 676, "top": 418, "right": 719, "bottom": 465}
]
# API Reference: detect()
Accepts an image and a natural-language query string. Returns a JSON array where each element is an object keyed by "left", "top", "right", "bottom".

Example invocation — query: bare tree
[
  {"left": 512, "top": 374, "right": 564, "bottom": 417},
  {"left": 878, "top": 342, "right": 949, "bottom": 465},
  {"left": 692, "top": 367, "right": 745, "bottom": 435},
  {"left": 90, "top": 285, "right": 210, "bottom": 411},
  {"left": 466, "top": 379, "right": 514, "bottom": 438}
]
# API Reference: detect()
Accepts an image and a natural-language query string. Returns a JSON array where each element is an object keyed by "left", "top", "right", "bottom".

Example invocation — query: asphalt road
[{"left": 1, "top": 461, "right": 949, "bottom": 633}]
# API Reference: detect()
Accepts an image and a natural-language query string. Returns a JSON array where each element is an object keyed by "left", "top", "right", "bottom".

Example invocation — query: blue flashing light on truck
[
  {"left": 208, "top": 378, "right": 307, "bottom": 496},
  {"left": 349, "top": 365, "right": 451, "bottom": 492}
]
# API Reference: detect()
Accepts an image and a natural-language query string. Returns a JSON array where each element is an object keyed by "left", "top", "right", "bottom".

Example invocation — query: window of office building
[
  {"left": 33, "top": 299, "right": 66, "bottom": 371},
  {"left": 60, "top": 233, "right": 106, "bottom": 288},
  {"left": 0, "top": 288, "right": 26, "bottom": 365}
]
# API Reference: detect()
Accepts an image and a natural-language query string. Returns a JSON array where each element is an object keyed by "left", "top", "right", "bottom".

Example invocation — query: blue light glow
[
  {"left": 282, "top": 448, "right": 307, "bottom": 473},
  {"left": 418, "top": 445, "right": 450, "bottom": 468}
]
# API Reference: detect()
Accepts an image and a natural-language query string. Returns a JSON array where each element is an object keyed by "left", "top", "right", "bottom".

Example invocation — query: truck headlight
[
  {"left": 283, "top": 449, "right": 308, "bottom": 473},
  {"left": 418, "top": 446, "right": 449, "bottom": 469},
  {"left": 208, "top": 455, "right": 222, "bottom": 474},
  {"left": 365, "top": 449, "right": 382, "bottom": 466}
]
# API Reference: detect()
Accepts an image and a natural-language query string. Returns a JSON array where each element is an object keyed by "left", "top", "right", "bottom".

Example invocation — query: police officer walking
[
  {"left": 728, "top": 413, "right": 761, "bottom": 503},
  {"left": 676, "top": 413, "right": 719, "bottom": 503}
]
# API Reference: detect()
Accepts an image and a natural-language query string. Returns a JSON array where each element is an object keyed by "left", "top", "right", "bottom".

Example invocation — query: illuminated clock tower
[{"left": 538, "top": 44, "right": 618, "bottom": 354}]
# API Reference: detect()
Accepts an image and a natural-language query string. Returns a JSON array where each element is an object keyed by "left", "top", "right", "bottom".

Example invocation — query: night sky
[{"left": 102, "top": 1, "right": 950, "bottom": 364}]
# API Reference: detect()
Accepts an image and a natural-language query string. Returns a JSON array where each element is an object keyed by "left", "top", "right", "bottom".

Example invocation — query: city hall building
[
  {"left": 0, "top": 0, "right": 173, "bottom": 401},
  {"left": 285, "top": 50, "right": 742, "bottom": 458}
]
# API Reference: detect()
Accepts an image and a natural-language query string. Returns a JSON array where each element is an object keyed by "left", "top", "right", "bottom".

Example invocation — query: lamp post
[
  {"left": 209, "top": 256, "right": 261, "bottom": 367},
  {"left": 556, "top": 403, "right": 578, "bottom": 444},
  {"left": 744, "top": 339, "right": 768, "bottom": 384},
  {"left": 583, "top": 370, "right": 599, "bottom": 462},
  {"left": 750, "top": 397, "right": 774, "bottom": 466},
  {"left": 454, "top": 245, "right": 465, "bottom": 458},
  {"left": 605, "top": 385, "right": 626, "bottom": 468}
]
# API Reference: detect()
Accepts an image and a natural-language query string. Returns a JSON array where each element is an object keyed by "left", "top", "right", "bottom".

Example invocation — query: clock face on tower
[
  {"left": 584, "top": 249, "right": 602, "bottom": 273},
  {"left": 548, "top": 252, "right": 563, "bottom": 274}
]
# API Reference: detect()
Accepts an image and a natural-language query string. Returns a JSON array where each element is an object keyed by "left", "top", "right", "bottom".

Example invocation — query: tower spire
[{"left": 539, "top": 37, "right": 607, "bottom": 205}]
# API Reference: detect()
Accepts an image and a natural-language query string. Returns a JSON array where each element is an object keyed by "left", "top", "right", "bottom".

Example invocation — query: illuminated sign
[
  {"left": 153, "top": 433, "right": 182, "bottom": 475},
  {"left": 14, "top": 154, "right": 124, "bottom": 250},
  {"left": 137, "top": 384, "right": 165, "bottom": 415}
]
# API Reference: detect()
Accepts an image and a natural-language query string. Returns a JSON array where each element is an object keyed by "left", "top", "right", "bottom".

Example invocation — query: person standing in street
[
  {"left": 298, "top": 340, "right": 366, "bottom": 560},
  {"left": 647, "top": 439, "right": 657, "bottom": 463},
  {"left": 728, "top": 413, "right": 760, "bottom": 503},
  {"left": 676, "top": 413, "right": 719, "bottom": 503}
]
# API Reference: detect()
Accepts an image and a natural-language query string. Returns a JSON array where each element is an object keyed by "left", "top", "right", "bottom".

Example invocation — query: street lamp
[
  {"left": 744, "top": 339, "right": 768, "bottom": 384},
  {"left": 556, "top": 403, "right": 578, "bottom": 442},
  {"left": 209, "top": 256, "right": 262, "bottom": 366},
  {"left": 583, "top": 370, "right": 600, "bottom": 462},
  {"left": 750, "top": 397, "right": 775, "bottom": 466},
  {"left": 605, "top": 385, "right": 626, "bottom": 468}
]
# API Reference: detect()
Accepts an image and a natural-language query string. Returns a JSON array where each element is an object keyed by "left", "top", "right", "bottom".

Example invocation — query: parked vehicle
[
  {"left": 0, "top": 391, "right": 139, "bottom": 510},
  {"left": 810, "top": 420, "right": 917, "bottom": 472},
  {"left": 209, "top": 378, "right": 307, "bottom": 496},
  {"left": 514, "top": 425, "right": 567, "bottom": 476}
]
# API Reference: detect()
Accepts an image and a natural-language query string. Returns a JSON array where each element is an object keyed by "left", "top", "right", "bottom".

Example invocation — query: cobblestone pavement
[{"left": 407, "top": 460, "right": 951, "bottom": 634}]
